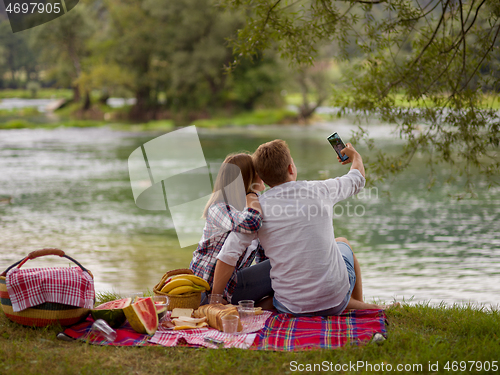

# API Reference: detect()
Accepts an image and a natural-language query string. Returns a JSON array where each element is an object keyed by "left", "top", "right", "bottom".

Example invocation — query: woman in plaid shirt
[{"left": 189, "top": 153, "right": 272, "bottom": 304}]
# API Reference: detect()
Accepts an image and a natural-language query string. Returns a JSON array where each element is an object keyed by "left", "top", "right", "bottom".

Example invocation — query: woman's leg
[{"left": 231, "top": 259, "right": 273, "bottom": 304}]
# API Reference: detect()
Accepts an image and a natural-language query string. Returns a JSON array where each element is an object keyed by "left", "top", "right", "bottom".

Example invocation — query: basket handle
[
  {"left": 1, "top": 248, "right": 90, "bottom": 277},
  {"left": 28, "top": 248, "right": 65, "bottom": 259}
]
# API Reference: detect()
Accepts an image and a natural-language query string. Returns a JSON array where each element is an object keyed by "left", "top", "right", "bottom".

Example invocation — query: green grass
[
  {"left": 0, "top": 108, "right": 296, "bottom": 130},
  {"left": 0, "top": 118, "right": 173, "bottom": 131},
  {"left": 0, "top": 119, "right": 36, "bottom": 129},
  {"left": 192, "top": 109, "right": 297, "bottom": 128},
  {"left": 0, "top": 88, "right": 73, "bottom": 99},
  {"left": 284, "top": 92, "right": 312, "bottom": 107},
  {"left": 0, "top": 119, "right": 107, "bottom": 130},
  {"left": 109, "top": 120, "right": 175, "bottom": 132},
  {"left": 1, "top": 302, "right": 498, "bottom": 374},
  {"left": 0, "top": 107, "right": 42, "bottom": 117}
]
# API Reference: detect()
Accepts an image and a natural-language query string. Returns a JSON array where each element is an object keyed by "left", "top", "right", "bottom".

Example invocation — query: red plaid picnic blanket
[
  {"left": 150, "top": 327, "right": 258, "bottom": 349},
  {"left": 63, "top": 312, "right": 272, "bottom": 348},
  {"left": 64, "top": 318, "right": 154, "bottom": 346},
  {"left": 251, "top": 309, "right": 387, "bottom": 351},
  {"left": 6, "top": 267, "right": 95, "bottom": 312},
  {"left": 62, "top": 310, "right": 386, "bottom": 351}
]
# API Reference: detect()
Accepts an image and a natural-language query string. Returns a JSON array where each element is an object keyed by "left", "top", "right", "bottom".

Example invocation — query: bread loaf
[{"left": 194, "top": 304, "right": 243, "bottom": 331}]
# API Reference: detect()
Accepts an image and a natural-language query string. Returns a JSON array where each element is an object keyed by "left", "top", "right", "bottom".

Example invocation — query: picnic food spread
[{"left": 2, "top": 256, "right": 389, "bottom": 351}]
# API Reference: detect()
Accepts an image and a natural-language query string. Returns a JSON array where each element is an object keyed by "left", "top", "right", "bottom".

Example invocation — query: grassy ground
[
  {"left": 0, "top": 88, "right": 73, "bottom": 100},
  {"left": 1, "top": 302, "right": 498, "bottom": 375},
  {"left": 0, "top": 108, "right": 298, "bottom": 130},
  {"left": 191, "top": 109, "right": 298, "bottom": 128}
]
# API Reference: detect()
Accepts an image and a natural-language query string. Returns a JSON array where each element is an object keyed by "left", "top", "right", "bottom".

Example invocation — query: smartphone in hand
[{"left": 327, "top": 132, "right": 349, "bottom": 162}]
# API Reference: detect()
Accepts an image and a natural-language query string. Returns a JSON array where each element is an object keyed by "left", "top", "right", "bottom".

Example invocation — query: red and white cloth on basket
[{"left": 6, "top": 267, "right": 95, "bottom": 312}]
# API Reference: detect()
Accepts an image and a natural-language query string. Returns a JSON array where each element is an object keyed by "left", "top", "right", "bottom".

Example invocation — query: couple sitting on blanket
[{"left": 189, "top": 139, "right": 388, "bottom": 317}]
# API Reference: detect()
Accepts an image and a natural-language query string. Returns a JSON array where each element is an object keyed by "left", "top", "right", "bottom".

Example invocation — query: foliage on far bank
[
  {"left": 0, "top": 105, "right": 299, "bottom": 131},
  {"left": 0, "top": 0, "right": 290, "bottom": 123}
]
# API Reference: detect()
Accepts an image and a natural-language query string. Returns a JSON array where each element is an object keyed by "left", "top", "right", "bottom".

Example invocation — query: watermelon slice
[
  {"left": 91, "top": 298, "right": 132, "bottom": 328},
  {"left": 123, "top": 297, "right": 158, "bottom": 335},
  {"left": 130, "top": 297, "right": 167, "bottom": 319}
]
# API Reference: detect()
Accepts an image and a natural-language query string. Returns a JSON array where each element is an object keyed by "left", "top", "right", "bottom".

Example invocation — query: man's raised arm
[{"left": 338, "top": 143, "right": 365, "bottom": 178}]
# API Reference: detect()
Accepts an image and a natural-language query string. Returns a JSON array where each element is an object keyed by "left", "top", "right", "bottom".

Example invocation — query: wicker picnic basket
[
  {"left": 153, "top": 268, "right": 202, "bottom": 311},
  {"left": 0, "top": 248, "right": 94, "bottom": 327}
]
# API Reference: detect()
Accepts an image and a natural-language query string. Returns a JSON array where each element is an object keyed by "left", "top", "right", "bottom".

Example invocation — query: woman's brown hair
[{"left": 203, "top": 153, "right": 256, "bottom": 218}]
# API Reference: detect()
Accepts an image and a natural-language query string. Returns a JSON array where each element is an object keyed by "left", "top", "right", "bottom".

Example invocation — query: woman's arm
[
  {"left": 214, "top": 230, "right": 257, "bottom": 297},
  {"left": 211, "top": 259, "right": 235, "bottom": 296}
]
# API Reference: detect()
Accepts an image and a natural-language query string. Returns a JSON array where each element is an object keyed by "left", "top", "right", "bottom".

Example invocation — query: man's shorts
[{"left": 273, "top": 241, "right": 356, "bottom": 316}]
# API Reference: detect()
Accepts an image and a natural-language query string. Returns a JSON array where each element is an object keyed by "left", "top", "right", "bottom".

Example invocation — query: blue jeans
[
  {"left": 231, "top": 259, "right": 273, "bottom": 304},
  {"left": 273, "top": 241, "right": 356, "bottom": 316},
  {"left": 201, "top": 259, "right": 273, "bottom": 305}
]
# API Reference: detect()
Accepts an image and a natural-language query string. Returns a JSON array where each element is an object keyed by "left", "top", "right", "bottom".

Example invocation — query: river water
[{"left": 0, "top": 123, "right": 499, "bottom": 307}]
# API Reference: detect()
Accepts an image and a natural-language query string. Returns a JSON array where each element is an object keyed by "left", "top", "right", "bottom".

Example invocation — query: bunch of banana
[{"left": 160, "top": 274, "right": 210, "bottom": 295}]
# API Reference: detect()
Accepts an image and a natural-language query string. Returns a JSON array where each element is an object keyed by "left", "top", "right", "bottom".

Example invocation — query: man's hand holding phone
[
  {"left": 327, "top": 132, "right": 365, "bottom": 177},
  {"left": 340, "top": 143, "right": 365, "bottom": 178},
  {"left": 337, "top": 143, "right": 358, "bottom": 165}
]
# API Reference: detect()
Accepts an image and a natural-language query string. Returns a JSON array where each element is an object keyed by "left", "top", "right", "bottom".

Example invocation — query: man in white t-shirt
[{"left": 212, "top": 139, "right": 386, "bottom": 315}]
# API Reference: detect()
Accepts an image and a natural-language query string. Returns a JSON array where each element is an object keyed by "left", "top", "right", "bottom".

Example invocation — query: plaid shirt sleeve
[{"left": 208, "top": 204, "right": 262, "bottom": 234}]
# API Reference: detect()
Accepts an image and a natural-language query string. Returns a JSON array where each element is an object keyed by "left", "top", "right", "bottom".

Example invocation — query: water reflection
[{"left": 0, "top": 125, "right": 498, "bottom": 307}]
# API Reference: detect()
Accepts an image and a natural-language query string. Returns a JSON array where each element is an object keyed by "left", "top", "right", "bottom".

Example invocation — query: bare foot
[{"left": 255, "top": 295, "right": 276, "bottom": 311}]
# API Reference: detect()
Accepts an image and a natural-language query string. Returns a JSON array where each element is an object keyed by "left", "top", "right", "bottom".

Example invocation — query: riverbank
[
  {"left": 0, "top": 107, "right": 301, "bottom": 131},
  {"left": 4, "top": 87, "right": 500, "bottom": 133},
  {"left": 0, "top": 303, "right": 498, "bottom": 374},
  {"left": 0, "top": 88, "right": 303, "bottom": 130}
]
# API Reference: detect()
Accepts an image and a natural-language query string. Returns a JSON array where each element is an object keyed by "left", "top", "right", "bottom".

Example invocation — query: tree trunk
[
  {"left": 82, "top": 91, "right": 91, "bottom": 110},
  {"left": 72, "top": 85, "right": 81, "bottom": 102},
  {"left": 130, "top": 86, "right": 153, "bottom": 121}
]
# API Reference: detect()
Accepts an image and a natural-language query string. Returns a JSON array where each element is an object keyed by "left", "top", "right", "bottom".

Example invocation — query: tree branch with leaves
[{"left": 221, "top": 0, "right": 500, "bottom": 193}]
